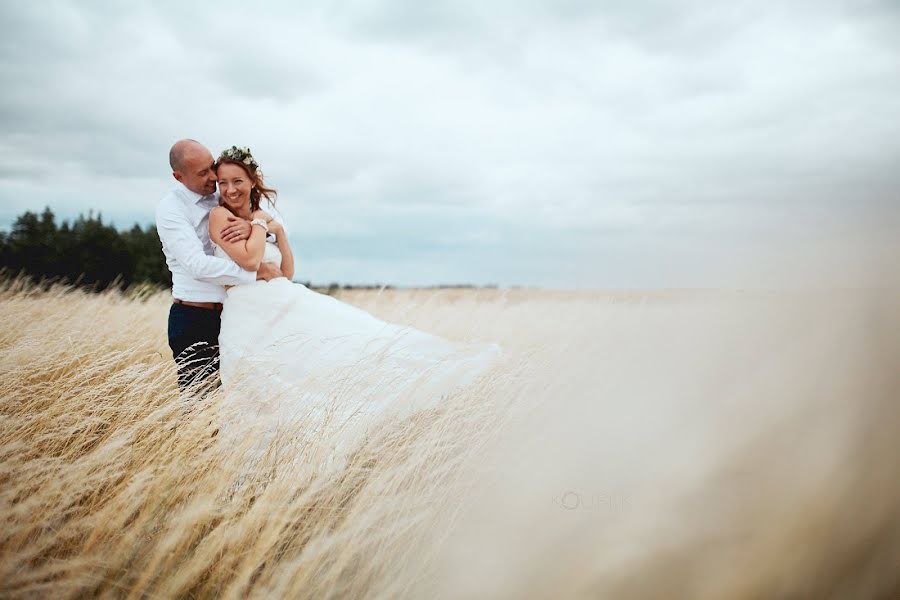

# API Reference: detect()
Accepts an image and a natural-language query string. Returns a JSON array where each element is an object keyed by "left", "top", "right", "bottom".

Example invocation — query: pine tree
[{"left": 0, "top": 207, "right": 171, "bottom": 291}]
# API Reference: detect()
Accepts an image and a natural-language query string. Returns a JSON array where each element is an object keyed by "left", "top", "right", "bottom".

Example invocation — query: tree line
[
  {"left": 1, "top": 207, "right": 496, "bottom": 292},
  {"left": 0, "top": 208, "right": 170, "bottom": 290},
  {"left": 0, "top": 208, "right": 376, "bottom": 293}
]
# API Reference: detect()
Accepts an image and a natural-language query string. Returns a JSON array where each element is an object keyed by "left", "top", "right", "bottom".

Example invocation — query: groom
[{"left": 156, "top": 139, "right": 282, "bottom": 394}]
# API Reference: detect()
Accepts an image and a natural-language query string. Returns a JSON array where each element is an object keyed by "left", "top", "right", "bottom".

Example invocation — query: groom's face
[{"left": 175, "top": 149, "right": 218, "bottom": 196}]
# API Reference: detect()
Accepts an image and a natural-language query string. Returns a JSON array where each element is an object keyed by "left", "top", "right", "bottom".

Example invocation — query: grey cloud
[
  {"left": 1, "top": 1, "right": 898, "bottom": 286},
  {"left": 212, "top": 56, "right": 325, "bottom": 103},
  {"left": 330, "top": 1, "right": 480, "bottom": 42}
]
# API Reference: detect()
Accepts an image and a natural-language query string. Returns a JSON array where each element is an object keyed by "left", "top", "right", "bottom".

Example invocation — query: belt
[{"left": 173, "top": 298, "right": 223, "bottom": 311}]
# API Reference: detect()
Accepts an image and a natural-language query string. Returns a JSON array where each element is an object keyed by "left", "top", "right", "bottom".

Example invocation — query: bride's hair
[{"left": 215, "top": 146, "right": 277, "bottom": 212}]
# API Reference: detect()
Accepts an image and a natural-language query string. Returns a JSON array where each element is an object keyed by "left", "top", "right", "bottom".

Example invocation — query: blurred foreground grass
[{"left": 1, "top": 279, "right": 898, "bottom": 598}]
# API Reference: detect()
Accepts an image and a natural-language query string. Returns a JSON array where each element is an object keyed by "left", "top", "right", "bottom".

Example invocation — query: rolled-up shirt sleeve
[{"left": 156, "top": 205, "right": 256, "bottom": 286}]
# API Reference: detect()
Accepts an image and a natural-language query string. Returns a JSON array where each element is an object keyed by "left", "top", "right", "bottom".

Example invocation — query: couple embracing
[{"left": 156, "top": 139, "right": 500, "bottom": 431}]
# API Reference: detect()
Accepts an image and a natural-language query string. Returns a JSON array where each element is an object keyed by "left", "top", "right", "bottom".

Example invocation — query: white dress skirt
[{"left": 214, "top": 241, "right": 502, "bottom": 463}]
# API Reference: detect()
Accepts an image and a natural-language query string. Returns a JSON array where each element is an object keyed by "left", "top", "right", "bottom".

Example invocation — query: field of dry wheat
[{"left": 1, "top": 278, "right": 898, "bottom": 599}]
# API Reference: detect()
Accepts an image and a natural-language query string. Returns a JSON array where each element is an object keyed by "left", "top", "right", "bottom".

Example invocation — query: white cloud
[{"left": 1, "top": 1, "right": 897, "bottom": 286}]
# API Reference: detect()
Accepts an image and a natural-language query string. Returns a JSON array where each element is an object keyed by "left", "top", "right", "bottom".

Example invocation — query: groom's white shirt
[{"left": 156, "top": 183, "right": 256, "bottom": 302}]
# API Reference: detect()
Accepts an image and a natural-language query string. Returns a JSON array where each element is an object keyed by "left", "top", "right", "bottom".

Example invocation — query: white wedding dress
[{"left": 214, "top": 239, "right": 502, "bottom": 462}]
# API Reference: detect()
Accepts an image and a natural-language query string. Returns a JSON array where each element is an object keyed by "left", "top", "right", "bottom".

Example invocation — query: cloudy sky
[{"left": 2, "top": 1, "right": 898, "bottom": 287}]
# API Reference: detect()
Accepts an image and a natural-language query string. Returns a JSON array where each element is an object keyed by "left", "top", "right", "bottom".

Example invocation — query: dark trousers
[{"left": 167, "top": 303, "right": 222, "bottom": 395}]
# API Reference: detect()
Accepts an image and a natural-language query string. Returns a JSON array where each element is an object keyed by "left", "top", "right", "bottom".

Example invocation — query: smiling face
[
  {"left": 173, "top": 146, "right": 217, "bottom": 196},
  {"left": 216, "top": 162, "right": 253, "bottom": 215}
]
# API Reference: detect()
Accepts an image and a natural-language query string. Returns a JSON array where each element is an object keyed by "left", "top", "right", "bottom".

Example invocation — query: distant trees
[
  {"left": 0, "top": 207, "right": 170, "bottom": 290},
  {"left": 1, "top": 207, "right": 493, "bottom": 292}
]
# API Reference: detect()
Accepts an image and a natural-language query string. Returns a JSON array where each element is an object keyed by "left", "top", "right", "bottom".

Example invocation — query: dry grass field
[{"left": 1, "top": 278, "right": 898, "bottom": 598}]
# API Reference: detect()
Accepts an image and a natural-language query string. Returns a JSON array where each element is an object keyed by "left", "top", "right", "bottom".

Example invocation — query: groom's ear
[{"left": 172, "top": 170, "right": 184, "bottom": 183}]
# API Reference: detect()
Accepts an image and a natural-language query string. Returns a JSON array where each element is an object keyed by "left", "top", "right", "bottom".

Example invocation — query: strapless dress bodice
[{"left": 213, "top": 240, "right": 282, "bottom": 268}]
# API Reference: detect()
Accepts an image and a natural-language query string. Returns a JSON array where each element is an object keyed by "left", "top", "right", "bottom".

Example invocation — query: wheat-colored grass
[{"left": 1, "top": 278, "right": 898, "bottom": 598}]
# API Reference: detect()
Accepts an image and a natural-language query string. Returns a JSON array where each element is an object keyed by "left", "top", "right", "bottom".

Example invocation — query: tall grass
[{"left": 1, "top": 279, "right": 898, "bottom": 598}]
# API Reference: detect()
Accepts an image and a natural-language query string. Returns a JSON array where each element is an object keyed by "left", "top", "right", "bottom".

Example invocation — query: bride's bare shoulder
[
  {"left": 209, "top": 205, "right": 231, "bottom": 220},
  {"left": 208, "top": 206, "right": 234, "bottom": 242}
]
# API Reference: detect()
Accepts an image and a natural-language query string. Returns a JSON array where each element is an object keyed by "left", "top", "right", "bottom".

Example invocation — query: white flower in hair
[{"left": 220, "top": 145, "right": 260, "bottom": 171}]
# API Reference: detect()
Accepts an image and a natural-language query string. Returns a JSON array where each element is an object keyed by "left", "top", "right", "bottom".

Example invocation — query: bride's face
[{"left": 217, "top": 163, "right": 253, "bottom": 212}]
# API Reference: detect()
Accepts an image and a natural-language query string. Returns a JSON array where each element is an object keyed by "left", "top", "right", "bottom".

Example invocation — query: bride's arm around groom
[
  {"left": 208, "top": 206, "right": 270, "bottom": 272},
  {"left": 156, "top": 197, "right": 259, "bottom": 288}
]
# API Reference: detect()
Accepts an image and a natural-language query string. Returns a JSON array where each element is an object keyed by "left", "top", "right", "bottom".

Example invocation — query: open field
[{"left": 1, "top": 280, "right": 899, "bottom": 598}]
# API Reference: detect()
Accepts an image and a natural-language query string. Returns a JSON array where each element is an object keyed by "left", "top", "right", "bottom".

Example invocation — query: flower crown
[{"left": 219, "top": 145, "right": 260, "bottom": 172}]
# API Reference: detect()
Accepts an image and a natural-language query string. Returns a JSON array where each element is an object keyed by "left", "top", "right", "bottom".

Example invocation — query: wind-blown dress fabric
[{"left": 214, "top": 241, "right": 501, "bottom": 459}]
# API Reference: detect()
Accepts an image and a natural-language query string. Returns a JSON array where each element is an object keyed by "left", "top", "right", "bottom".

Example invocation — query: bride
[{"left": 207, "top": 146, "right": 501, "bottom": 453}]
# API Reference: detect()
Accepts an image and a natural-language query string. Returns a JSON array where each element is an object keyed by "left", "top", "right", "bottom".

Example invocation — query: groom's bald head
[
  {"left": 169, "top": 139, "right": 217, "bottom": 195},
  {"left": 169, "top": 139, "right": 207, "bottom": 171}
]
